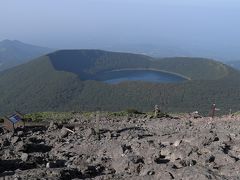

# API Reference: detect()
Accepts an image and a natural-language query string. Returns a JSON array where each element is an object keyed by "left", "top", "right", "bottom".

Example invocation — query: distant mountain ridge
[
  {"left": 105, "top": 43, "right": 240, "bottom": 62},
  {"left": 225, "top": 61, "right": 240, "bottom": 70},
  {"left": 0, "top": 39, "right": 53, "bottom": 71}
]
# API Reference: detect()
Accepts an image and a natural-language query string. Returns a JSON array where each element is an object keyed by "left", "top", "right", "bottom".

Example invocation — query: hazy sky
[{"left": 1, "top": 0, "right": 240, "bottom": 52}]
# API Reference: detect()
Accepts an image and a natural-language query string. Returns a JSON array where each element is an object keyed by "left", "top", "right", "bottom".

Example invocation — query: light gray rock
[
  {"left": 11, "top": 136, "right": 20, "bottom": 144},
  {"left": 17, "top": 131, "right": 24, "bottom": 136},
  {"left": 21, "top": 153, "right": 28, "bottom": 162},
  {"left": 173, "top": 140, "right": 182, "bottom": 147},
  {"left": 59, "top": 128, "right": 68, "bottom": 138}
]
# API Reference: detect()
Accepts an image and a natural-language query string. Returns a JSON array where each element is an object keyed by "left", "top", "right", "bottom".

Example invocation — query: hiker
[{"left": 154, "top": 105, "right": 160, "bottom": 117}]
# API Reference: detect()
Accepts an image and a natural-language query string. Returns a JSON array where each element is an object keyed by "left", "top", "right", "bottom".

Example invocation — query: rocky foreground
[{"left": 1, "top": 113, "right": 240, "bottom": 180}]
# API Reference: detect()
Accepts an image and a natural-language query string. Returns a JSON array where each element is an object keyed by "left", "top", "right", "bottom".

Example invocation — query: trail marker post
[
  {"left": 96, "top": 110, "right": 100, "bottom": 140},
  {"left": 210, "top": 104, "right": 220, "bottom": 118},
  {"left": 211, "top": 104, "right": 216, "bottom": 118}
]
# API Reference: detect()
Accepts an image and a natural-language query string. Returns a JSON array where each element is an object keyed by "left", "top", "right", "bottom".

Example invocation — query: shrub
[{"left": 126, "top": 108, "right": 142, "bottom": 114}]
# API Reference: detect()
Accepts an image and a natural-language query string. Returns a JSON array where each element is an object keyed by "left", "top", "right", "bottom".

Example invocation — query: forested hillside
[
  {"left": 49, "top": 50, "right": 230, "bottom": 80},
  {"left": 0, "top": 50, "right": 239, "bottom": 115}
]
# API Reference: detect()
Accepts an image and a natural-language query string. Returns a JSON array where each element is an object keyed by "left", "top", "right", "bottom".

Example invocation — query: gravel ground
[{"left": 1, "top": 113, "right": 240, "bottom": 180}]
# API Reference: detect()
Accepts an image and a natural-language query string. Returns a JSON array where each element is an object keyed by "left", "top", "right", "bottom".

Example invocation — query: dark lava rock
[{"left": 128, "top": 155, "right": 144, "bottom": 164}]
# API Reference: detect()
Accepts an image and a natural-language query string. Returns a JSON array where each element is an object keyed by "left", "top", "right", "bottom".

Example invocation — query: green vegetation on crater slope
[
  {"left": 49, "top": 50, "right": 230, "bottom": 80},
  {"left": 0, "top": 49, "right": 239, "bottom": 116}
]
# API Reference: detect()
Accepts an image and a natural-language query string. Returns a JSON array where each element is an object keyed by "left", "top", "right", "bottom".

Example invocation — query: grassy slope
[
  {"left": 49, "top": 50, "right": 230, "bottom": 80},
  {"left": 153, "top": 57, "right": 230, "bottom": 80},
  {"left": 0, "top": 50, "right": 239, "bottom": 115},
  {"left": 0, "top": 56, "right": 83, "bottom": 114}
]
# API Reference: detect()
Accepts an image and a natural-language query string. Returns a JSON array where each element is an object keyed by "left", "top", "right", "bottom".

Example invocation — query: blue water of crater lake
[{"left": 96, "top": 70, "right": 187, "bottom": 84}]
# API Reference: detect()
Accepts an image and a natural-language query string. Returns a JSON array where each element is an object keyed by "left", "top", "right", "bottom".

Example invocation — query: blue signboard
[{"left": 9, "top": 114, "right": 22, "bottom": 124}]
